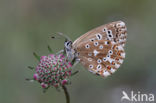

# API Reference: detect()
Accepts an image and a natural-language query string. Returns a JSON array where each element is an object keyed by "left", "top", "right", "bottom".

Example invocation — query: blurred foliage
[{"left": 0, "top": 0, "right": 156, "bottom": 103}]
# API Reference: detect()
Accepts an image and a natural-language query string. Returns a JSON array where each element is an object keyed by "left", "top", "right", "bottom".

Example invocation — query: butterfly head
[
  {"left": 64, "top": 39, "right": 72, "bottom": 50},
  {"left": 64, "top": 39, "right": 75, "bottom": 61}
]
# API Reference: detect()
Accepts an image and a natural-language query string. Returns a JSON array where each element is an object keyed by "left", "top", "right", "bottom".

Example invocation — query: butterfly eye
[
  {"left": 65, "top": 41, "right": 72, "bottom": 49},
  {"left": 66, "top": 41, "right": 72, "bottom": 46}
]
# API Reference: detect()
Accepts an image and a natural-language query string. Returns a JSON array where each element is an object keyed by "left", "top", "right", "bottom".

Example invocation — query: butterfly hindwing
[{"left": 72, "top": 21, "right": 127, "bottom": 77}]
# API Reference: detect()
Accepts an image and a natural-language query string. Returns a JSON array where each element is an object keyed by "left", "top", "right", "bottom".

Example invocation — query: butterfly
[{"left": 63, "top": 21, "right": 127, "bottom": 77}]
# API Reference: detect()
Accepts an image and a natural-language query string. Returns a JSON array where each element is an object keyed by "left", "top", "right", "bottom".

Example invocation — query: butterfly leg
[
  {"left": 56, "top": 49, "right": 65, "bottom": 55},
  {"left": 70, "top": 58, "right": 79, "bottom": 76},
  {"left": 71, "top": 57, "right": 76, "bottom": 65}
]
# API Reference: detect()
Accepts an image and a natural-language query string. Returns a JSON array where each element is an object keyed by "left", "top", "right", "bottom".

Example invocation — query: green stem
[{"left": 62, "top": 85, "right": 70, "bottom": 103}]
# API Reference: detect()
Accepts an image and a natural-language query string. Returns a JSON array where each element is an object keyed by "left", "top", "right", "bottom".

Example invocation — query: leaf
[
  {"left": 33, "top": 52, "right": 40, "bottom": 61},
  {"left": 27, "top": 66, "right": 34, "bottom": 70},
  {"left": 47, "top": 45, "right": 53, "bottom": 53},
  {"left": 71, "top": 71, "right": 79, "bottom": 76}
]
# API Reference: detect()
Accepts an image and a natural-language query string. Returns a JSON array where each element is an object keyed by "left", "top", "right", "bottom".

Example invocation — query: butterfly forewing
[{"left": 72, "top": 21, "right": 127, "bottom": 77}]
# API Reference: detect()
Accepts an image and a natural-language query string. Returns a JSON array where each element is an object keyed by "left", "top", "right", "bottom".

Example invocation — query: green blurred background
[{"left": 0, "top": 0, "right": 156, "bottom": 103}]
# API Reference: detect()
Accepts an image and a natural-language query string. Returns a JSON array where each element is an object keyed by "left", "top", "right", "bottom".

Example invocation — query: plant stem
[{"left": 62, "top": 85, "right": 70, "bottom": 103}]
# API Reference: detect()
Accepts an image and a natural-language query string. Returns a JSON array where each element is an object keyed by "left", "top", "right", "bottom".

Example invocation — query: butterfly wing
[
  {"left": 73, "top": 21, "right": 127, "bottom": 48},
  {"left": 72, "top": 21, "right": 127, "bottom": 77}
]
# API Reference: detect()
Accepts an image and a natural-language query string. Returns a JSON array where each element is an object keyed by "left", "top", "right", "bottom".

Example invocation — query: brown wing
[
  {"left": 72, "top": 21, "right": 127, "bottom": 77},
  {"left": 73, "top": 21, "right": 127, "bottom": 48}
]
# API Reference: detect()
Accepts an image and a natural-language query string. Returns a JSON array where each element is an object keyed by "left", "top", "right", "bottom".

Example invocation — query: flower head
[{"left": 33, "top": 54, "right": 72, "bottom": 88}]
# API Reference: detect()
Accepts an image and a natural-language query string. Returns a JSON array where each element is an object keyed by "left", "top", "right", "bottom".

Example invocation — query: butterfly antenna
[{"left": 51, "top": 32, "right": 71, "bottom": 41}]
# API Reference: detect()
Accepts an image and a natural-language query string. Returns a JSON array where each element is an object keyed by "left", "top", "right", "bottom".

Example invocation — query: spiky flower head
[{"left": 33, "top": 54, "right": 72, "bottom": 89}]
